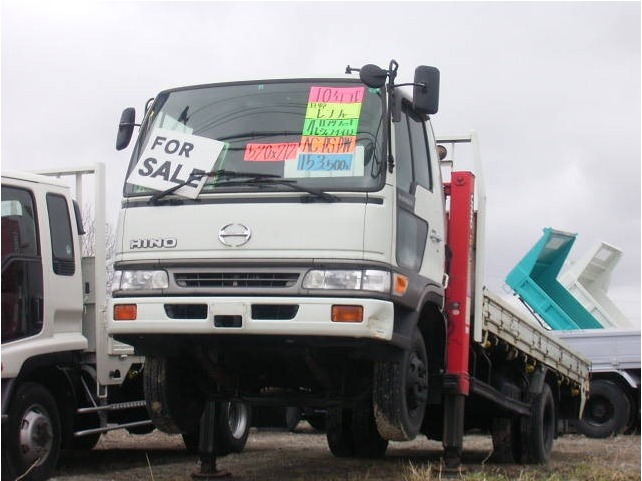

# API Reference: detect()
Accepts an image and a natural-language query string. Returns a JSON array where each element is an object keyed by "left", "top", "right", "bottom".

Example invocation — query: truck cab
[
  {"left": 110, "top": 65, "right": 447, "bottom": 446},
  {"left": 109, "top": 63, "right": 588, "bottom": 467}
]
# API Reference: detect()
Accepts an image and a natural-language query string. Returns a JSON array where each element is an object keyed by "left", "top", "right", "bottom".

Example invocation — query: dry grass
[{"left": 53, "top": 429, "right": 641, "bottom": 481}]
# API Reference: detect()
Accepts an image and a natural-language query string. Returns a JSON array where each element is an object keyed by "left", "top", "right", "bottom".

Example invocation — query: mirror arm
[
  {"left": 345, "top": 65, "right": 360, "bottom": 74},
  {"left": 390, "top": 82, "right": 427, "bottom": 90}
]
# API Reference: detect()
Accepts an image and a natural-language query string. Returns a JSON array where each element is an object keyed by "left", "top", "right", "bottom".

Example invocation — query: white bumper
[{"left": 108, "top": 296, "right": 395, "bottom": 341}]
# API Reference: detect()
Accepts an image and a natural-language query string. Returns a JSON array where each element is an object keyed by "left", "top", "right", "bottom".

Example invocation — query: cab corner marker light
[
  {"left": 393, "top": 273, "right": 409, "bottom": 296},
  {"left": 331, "top": 305, "right": 363, "bottom": 323},
  {"left": 114, "top": 304, "right": 137, "bottom": 321}
]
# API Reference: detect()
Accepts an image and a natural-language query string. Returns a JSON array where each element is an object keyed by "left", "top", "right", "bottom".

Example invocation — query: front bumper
[{"left": 108, "top": 296, "right": 395, "bottom": 341}]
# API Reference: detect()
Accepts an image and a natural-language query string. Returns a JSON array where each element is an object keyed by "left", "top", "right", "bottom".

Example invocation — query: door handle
[{"left": 430, "top": 230, "right": 443, "bottom": 243}]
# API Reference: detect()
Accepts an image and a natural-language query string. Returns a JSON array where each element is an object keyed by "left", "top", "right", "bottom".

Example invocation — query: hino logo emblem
[
  {"left": 130, "top": 238, "right": 177, "bottom": 249},
  {"left": 219, "top": 223, "right": 251, "bottom": 247}
]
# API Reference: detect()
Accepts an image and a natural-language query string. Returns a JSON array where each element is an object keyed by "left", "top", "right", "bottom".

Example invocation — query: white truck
[
  {"left": 108, "top": 61, "right": 589, "bottom": 469},
  {"left": 0, "top": 165, "right": 250, "bottom": 481},
  {"left": 559, "top": 241, "right": 640, "bottom": 438},
  {"left": 558, "top": 329, "right": 640, "bottom": 437},
  {"left": 506, "top": 233, "right": 640, "bottom": 438}
]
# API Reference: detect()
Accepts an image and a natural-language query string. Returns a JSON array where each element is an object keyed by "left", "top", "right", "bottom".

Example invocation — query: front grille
[{"left": 175, "top": 272, "right": 299, "bottom": 289}]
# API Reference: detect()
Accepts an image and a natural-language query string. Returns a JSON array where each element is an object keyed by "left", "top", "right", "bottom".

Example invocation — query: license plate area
[
  {"left": 212, "top": 302, "right": 245, "bottom": 328},
  {"left": 214, "top": 315, "right": 242, "bottom": 328}
]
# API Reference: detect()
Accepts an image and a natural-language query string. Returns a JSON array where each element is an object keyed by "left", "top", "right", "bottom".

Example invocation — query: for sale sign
[{"left": 127, "top": 128, "right": 225, "bottom": 199}]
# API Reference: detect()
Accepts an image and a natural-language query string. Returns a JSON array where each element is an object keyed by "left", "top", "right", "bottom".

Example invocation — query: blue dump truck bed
[{"left": 506, "top": 228, "right": 603, "bottom": 330}]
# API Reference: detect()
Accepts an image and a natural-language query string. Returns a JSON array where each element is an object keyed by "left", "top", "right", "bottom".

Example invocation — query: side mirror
[
  {"left": 116, "top": 107, "right": 136, "bottom": 151},
  {"left": 413, "top": 66, "right": 440, "bottom": 115},
  {"left": 359, "top": 64, "right": 389, "bottom": 88}
]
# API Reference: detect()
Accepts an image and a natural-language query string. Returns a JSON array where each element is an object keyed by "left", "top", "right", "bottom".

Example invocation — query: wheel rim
[
  {"left": 226, "top": 403, "right": 249, "bottom": 439},
  {"left": 19, "top": 403, "right": 53, "bottom": 466},
  {"left": 585, "top": 396, "right": 614, "bottom": 426},
  {"left": 405, "top": 349, "right": 428, "bottom": 417}
]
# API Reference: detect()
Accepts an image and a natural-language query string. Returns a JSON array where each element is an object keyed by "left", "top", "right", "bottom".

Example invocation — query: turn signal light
[
  {"left": 393, "top": 273, "right": 409, "bottom": 296},
  {"left": 331, "top": 305, "right": 363, "bottom": 323},
  {"left": 114, "top": 304, "right": 137, "bottom": 321}
]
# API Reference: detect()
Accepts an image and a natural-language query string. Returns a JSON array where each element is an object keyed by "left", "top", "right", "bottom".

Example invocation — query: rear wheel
[
  {"left": 521, "top": 383, "right": 556, "bottom": 464},
  {"left": 143, "top": 356, "right": 204, "bottom": 434},
  {"left": 575, "top": 379, "right": 630, "bottom": 438},
  {"left": 491, "top": 417, "right": 521, "bottom": 463},
  {"left": 373, "top": 327, "right": 428, "bottom": 441},
  {"left": 326, "top": 401, "right": 388, "bottom": 459},
  {"left": 182, "top": 402, "right": 251, "bottom": 455},
  {"left": 2, "top": 382, "right": 62, "bottom": 481}
]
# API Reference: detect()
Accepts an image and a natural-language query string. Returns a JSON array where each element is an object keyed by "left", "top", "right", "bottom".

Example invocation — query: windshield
[{"left": 124, "top": 80, "right": 386, "bottom": 198}]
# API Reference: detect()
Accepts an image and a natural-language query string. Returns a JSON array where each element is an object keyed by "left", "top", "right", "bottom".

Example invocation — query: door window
[
  {"left": 1, "top": 186, "right": 44, "bottom": 343},
  {"left": 46, "top": 193, "right": 75, "bottom": 276}
]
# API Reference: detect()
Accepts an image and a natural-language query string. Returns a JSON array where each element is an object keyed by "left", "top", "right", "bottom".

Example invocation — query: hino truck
[
  {"left": 1, "top": 165, "right": 251, "bottom": 481},
  {"left": 108, "top": 61, "right": 589, "bottom": 469}
]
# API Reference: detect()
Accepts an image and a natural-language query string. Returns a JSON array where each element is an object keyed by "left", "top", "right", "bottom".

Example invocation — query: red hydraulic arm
[
  {"left": 443, "top": 171, "right": 476, "bottom": 394},
  {"left": 441, "top": 171, "right": 476, "bottom": 468}
]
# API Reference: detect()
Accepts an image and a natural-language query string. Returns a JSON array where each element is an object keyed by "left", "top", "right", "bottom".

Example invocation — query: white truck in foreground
[
  {"left": 108, "top": 61, "right": 589, "bottom": 470},
  {"left": 1, "top": 165, "right": 250, "bottom": 481}
]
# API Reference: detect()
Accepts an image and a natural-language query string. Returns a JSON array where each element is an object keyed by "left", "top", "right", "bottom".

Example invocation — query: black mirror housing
[
  {"left": 359, "top": 64, "right": 389, "bottom": 88},
  {"left": 116, "top": 107, "right": 136, "bottom": 151},
  {"left": 413, "top": 66, "right": 440, "bottom": 115}
]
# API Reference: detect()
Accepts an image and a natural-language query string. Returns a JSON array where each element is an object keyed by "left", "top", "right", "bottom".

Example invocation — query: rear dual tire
[
  {"left": 491, "top": 383, "right": 556, "bottom": 464},
  {"left": 182, "top": 402, "right": 251, "bottom": 455},
  {"left": 326, "top": 401, "right": 388, "bottom": 459}
]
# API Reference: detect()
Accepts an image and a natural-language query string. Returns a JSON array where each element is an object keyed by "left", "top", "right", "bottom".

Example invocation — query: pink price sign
[
  {"left": 308, "top": 86, "right": 364, "bottom": 104},
  {"left": 244, "top": 142, "right": 299, "bottom": 162}
]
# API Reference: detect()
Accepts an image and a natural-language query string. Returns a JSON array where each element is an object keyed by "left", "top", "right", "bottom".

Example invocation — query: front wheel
[
  {"left": 2, "top": 382, "right": 62, "bottom": 481},
  {"left": 373, "top": 327, "right": 428, "bottom": 441}
]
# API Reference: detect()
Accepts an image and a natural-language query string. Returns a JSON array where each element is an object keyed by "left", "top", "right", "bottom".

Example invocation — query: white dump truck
[
  {"left": 1, "top": 165, "right": 250, "bottom": 481},
  {"left": 108, "top": 61, "right": 589, "bottom": 469},
  {"left": 507, "top": 233, "right": 640, "bottom": 438}
]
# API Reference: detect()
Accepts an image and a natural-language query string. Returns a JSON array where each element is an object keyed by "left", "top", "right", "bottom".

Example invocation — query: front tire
[
  {"left": 373, "top": 327, "right": 428, "bottom": 441},
  {"left": 143, "top": 356, "right": 204, "bottom": 434},
  {"left": 2, "top": 382, "right": 62, "bottom": 481}
]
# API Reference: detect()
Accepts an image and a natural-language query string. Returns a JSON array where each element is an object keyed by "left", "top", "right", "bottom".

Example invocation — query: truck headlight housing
[
  {"left": 112, "top": 270, "right": 169, "bottom": 291},
  {"left": 302, "top": 269, "right": 390, "bottom": 293}
]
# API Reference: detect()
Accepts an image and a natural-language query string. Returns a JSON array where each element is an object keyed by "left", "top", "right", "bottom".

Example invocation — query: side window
[
  {"left": 46, "top": 193, "right": 75, "bottom": 276},
  {"left": 394, "top": 108, "right": 413, "bottom": 193},
  {"left": 1, "top": 187, "right": 39, "bottom": 260},
  {"left": 2, "top": 186, "right": 43, "bottom": 343},
  {"left": 396, "top": 209, "right": 428, "bottom": 271},
  {"left": 408, "top": 112, "right": 432, "bottom": 191}
]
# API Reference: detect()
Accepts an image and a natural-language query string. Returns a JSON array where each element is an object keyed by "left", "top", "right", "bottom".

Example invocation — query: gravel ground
[{"left": 51, "top": 424, "right": 641, "bottom": 481}]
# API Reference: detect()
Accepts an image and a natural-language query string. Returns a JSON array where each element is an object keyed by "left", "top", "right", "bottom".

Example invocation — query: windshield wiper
[
  {"left": 147, "top": 169, "right": 280, "bottom": 204},
  {"left": 212, "top": 178, "right": 337, "bottom": 203}
]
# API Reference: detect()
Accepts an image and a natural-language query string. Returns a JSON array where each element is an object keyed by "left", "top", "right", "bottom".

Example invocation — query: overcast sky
[{"left": 2, "top": 1, "right": 640, "bottom": 325}]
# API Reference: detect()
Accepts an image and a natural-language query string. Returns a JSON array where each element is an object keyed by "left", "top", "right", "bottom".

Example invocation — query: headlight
[
  {"left": 302, "top": 269, "right": 390, "bottom": 293},
  {"left": 112, "top": 270, "right": 169, "bottom": 291}
]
